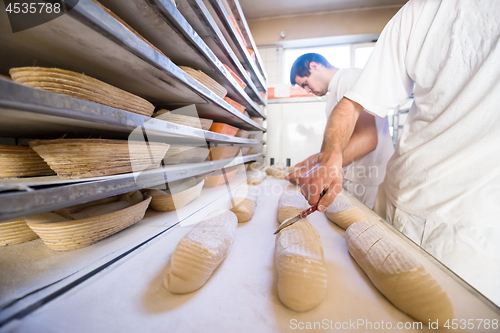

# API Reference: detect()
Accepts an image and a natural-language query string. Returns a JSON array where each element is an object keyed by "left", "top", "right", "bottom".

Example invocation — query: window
[
  {"left": 283, "top": 45, "right": 350, "bottom": 84},
  {"left": 353, "top": 43, "right": 375, "bottom": 68},
  {"left": 283, "top": 42, "right": 376, "bottom": 84}
]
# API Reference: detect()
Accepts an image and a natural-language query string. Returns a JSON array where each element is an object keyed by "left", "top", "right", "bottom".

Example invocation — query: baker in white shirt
[
  {"left": 298, "top": 0, "right": 500, "bottom": 305},
  {"left": 286, "top": 53, "right": 394, "bottom": 208}
]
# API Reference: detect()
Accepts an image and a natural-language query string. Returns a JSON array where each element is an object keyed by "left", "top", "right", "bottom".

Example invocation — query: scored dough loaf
[
  {"left": 277, "top": 190, "right": 308, "bottom": 223},
  {"left": 247, "top": 170, "right": 266, "bottom": 185},
  {"left": 230, "top": 186, "right": 259, "bottom": 222},
  {"left": 346, "top": 221, "right": 454, "bottom": 325},
  {"left": 275, "top": 192, "right": 328, "bottom": 312},
  {"left": 325, "top": 193, "right": 369, "bottom": 230},
  {"left": 164, "top": 209, "right": 238, "bottom": 294}
]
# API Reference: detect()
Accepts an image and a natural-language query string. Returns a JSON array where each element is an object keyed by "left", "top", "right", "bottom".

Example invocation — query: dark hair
[{"left": 290, "top": 53, "right": 333, "bottom": 85}]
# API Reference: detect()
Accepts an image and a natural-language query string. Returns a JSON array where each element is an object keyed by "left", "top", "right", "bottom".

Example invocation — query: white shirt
[
  {"left": 344, "top": 0, "right": 500, "bottom": 302},
  {"left": 345, "top": 0, "right": 500, "bottom": 226},
  {"left": 326, "top": 68, "right": 394, "bottom": 186}
]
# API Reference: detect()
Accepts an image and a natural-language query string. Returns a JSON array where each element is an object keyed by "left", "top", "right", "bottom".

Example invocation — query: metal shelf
[
  {"left": 225, "top": 0, "right": 267, "bottom": 82},
  {"left": 0, "top": 153, "right": 263, "bottom": 222},
  {"left": 0, "top": 0, "right": 264, "bottom": 131},
  {"left": 98, "top": 0, "right": 265, "bottom": 118},
  {"left": 0, "top": 78, "right": 264, "bottom": 144},
  {"left": 176, "top": 0, "right": 265, "bottom": 105},
  {"left": 0, "top": 173, "right": 251, "bottom": 326},
  {"left": 203, "top": 0, "right": 267, "bottom": 92}
]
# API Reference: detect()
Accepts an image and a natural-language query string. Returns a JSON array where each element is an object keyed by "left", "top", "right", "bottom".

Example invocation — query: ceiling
[{"left": 240, "top": 0, "right": 408, "bottom": 20}]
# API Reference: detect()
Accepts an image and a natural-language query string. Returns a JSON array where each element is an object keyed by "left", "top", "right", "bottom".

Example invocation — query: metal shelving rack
[
  {"left": 0, "top": 0, "right": 266, "bottom": 325},
  {"left": 98, "top": 0, "right": 265, "bottom": 117},
  {"left": 0, "top": 154, "right": 262, "bottom": 222},
  {"left": 391, "top": 97, "right": 412, "bottom": 147},
  {"left": 0, "top": 78, "right": 263, "bottom": 144},
  {"left": 176, "top": 0, "right": 265, "bottom": 104},
  {"left": 224, "top": 0, "right": 268, "bottom": 86},
  {"left": 203, "top": 0, "right": 267, "bottom": 92},
  {"left": 0, "top": 0, "right": 264, "bottom": 131}
]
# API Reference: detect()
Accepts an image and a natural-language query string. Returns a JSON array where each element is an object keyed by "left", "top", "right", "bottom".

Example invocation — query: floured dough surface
[
  {"left": 325, "top": 193, "right": 369, "bottom": 230},
  {"left": 277, "top": 190, "right": 309, "bottom": 223},
  {"left": 266, "top": 165, "right": 292, "bottom": 179},
  {"left": 275, "top": 191, "right": 327, "bottom": 312},
  {"left": 275, "top": 217, "right": 327, "bottom": 311},
  {"left": 230, "top": 186, "right": 259, "bottom": 222},
  {"left": 346, "top": 222, "right": 454, "bottom": 325},
  {"left": 325, "top": 192, "right": 352, "bottom": 213},
  {"left": 247, "top": 170, "right": 266, "bottom": 185},
  {"left": 164, "top": 209, "right": 238, "bottom": 294}
]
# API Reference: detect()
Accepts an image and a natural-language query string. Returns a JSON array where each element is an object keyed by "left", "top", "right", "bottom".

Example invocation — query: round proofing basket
[
  {"left": 0, "top": 145, "right": 55, "bottom": 178},
  {"left": 153, "top": 110, "right": 213, "bottom": 131},
  {"left": 9, "top": 67, "right": 154, "bottom": 117},
  {"left": 163, "top": 145, "right": 210, "bottom": 164},
  {"left": 149, "top": 178, "right": 204, "bottom": 212},
  {"left": 0, "top": 218, "right": 39, "bottom": 246},
  {"left": 179, "top": 66, "right": 227, "bottom": 99},
  {"left": 29, "top": 139, "right": 170, "bottom": 179},
  {"left": 27, "top": 196, "right": 152, "bottom": 251}
]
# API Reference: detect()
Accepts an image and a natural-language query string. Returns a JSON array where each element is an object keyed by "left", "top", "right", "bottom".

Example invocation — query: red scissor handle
[{"left": 299, "top": 188, "right": 328, "bottom": 219}]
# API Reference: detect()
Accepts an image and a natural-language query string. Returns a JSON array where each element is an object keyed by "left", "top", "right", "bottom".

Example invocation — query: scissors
[{"left": 274, "top": 188, "right": 328, "bottom": 234}]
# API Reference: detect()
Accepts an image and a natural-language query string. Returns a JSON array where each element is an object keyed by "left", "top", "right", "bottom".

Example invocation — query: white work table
[{"left": 3, "top": 178, "right": 499, "bottom": 333}]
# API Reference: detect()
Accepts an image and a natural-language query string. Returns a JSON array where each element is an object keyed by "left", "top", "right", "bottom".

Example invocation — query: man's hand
[
  {"left": 297, "top": 97, "right": 364, "bottom": 211},
  {"left": 297, "top": 152, "right": 344, "bottom": 211},
  {"left": 285, "top": 153, "right": 320, "bottom": 184}
]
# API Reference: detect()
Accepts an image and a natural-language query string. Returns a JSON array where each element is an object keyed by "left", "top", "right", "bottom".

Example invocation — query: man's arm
[
  {"left": 342, "top": 111, "right": 377, "bottom": 166},
  {"left": 298, "top": 97, "right": 363, "bottom": 210},
  {"left": 286, "top": 111, "right": 376, "bottom": 184}
]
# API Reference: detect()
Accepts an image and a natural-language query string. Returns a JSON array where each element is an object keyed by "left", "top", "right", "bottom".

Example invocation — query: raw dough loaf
[
  {"left": 275, "top": 191, "right": 328, "bottom": 312},
  {"left": 277, "top": 190, "right": 308, "bottom": 223},
  {"left": 164, "top": 209, "right": 238, "bottom": 294},
  {"left": 247, "top": 170, "right": 266, "bottom": 185},
  {"left": 265, "top": 165, "right": 292, "bottom": 179},
  {"left": 325, "top": 193, "right": 369, "bottom": 230},
  {"left": 230, "top": 186, "right": 259, "bottom": 222},
  {"left": 346, "top": 221, "right": 454, "bottom": 325},
  {"left": 246, "top": 161, "right": 264, "bottom": 171}
]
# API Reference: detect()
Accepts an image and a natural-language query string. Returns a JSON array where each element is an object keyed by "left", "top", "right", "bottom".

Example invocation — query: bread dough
[
  {"left": 275, "top": 190, "right": 327, "bottom": 311},
  {"left": 230, "top": 187, "right": 259, "bottom": 223},
  {"left": 345, "top": 221, "right": 454, "bottom": 325},
  {"left": 277, "top": 190, "right": 308, "bottom": 223},
  {"left": 274, "top": 191, "right": 327, "bottom": 311},
  {"left": 247, "top": 170, "right": 266, "bottom": 185},
  {"left": 265, "top": 165, "right": 292, "bottom": 179},
  {"left": 164, "top": 209, "right": 238, "bottom": 294},
  {"left": 325, "top": 193, "right": 369, "bottom": 230}
]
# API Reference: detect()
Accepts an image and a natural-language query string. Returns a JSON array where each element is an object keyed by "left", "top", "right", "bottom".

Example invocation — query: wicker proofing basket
[
  {"left": 153, "top": 110, "right": 213, "bottom": 130},
  {"left": 9, "top": 67, "right": 155, "bottom": 117},
  {"left": 163, "top": 145, "right": 210, "bottom": 164},
  {"left": 0, "top": 145, "right": 55, "bottom": 178},
  {"left": 148, "top": 177, "right": 204, "bottom": 212},
  {"left": 0, "top": 218, "right": 39, "bottom": 246},
  {"left": 235, "top": 129, "right": 249, "bottom": 138},
  {"left": 202, "top": 167, "right": 239, "bottom": 188},
  {"left": 26, "top": 193, "right": 152, "bottom": 251},
  {"left": 209, "top": 146, "right": 240, "bottom": 161},
  {"left": 29, "top": 139, "right": 170, "bottom": 179},
  {"left": 179, "top": 66, "right": 227, "bottom": 99}
]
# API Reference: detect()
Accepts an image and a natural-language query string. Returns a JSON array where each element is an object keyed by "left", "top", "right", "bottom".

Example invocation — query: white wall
[
  {"left": 257, "top": 46, "right": 283, "bottom": 85},
  {"left": 266, "top": 101, "right": 327, "bottom": 166}
]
